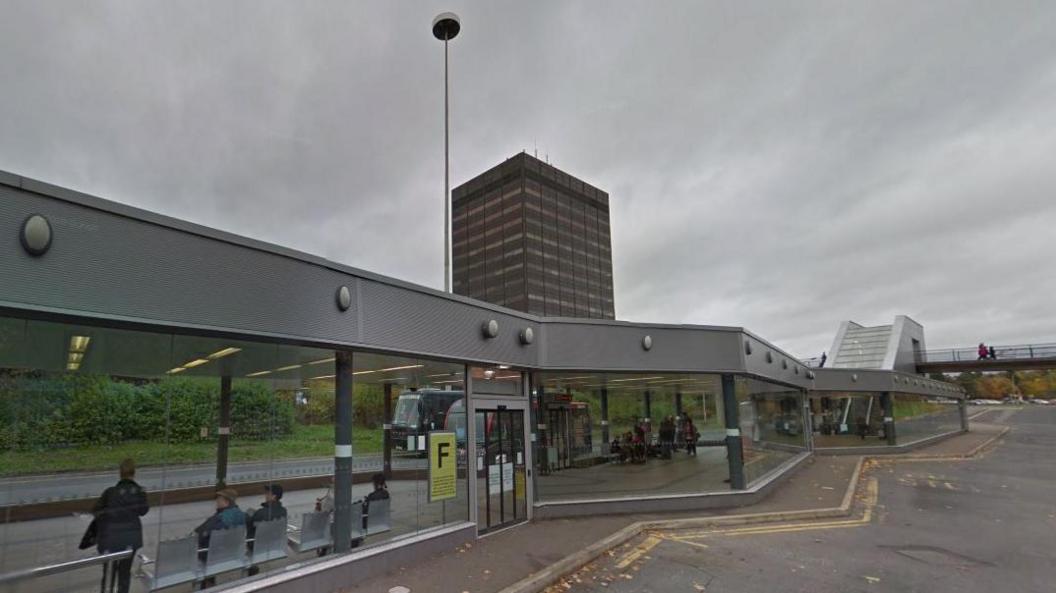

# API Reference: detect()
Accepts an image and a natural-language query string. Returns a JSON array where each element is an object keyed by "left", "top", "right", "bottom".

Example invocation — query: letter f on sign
[{"left": 438, "top": 442, "right": 450, "bottom": 468}]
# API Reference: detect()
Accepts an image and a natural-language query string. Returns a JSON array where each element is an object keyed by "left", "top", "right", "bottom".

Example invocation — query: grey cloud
[{"left": 1, "top": 1, "right": 1054, "bottom": 357}]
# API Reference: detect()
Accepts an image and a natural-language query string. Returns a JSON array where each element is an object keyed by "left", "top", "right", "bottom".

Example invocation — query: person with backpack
[{"left": 91, "top": 458, "right": 149, "bottom": 593}]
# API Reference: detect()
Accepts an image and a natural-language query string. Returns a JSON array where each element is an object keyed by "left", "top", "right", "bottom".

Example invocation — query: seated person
[
  {"left": 193, "top": 488, "right": 245, "bottom": 588},
  {"left": 246, "top": 484, "right": 286, "bottom": 576},
  {"left": 362, "top": 473, "right": 390, "bottom": 530}
]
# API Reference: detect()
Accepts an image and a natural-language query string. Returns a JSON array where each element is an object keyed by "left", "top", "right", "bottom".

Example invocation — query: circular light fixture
[
  {"left": 642, "top": 335, "right": 653, "bottom": 351},
  {"left": 20, "top": 214, "right": 52, "bottom": 256},
  {"left": 432, "top": 12, "right": 461, "bottom": 40},
  {"left": 852, "top": 373, "right": 859, "bottom": 382},
  {"left": 482, "top": 319, "right": 499, "bottom": 339},
  {"left": 336, "top": 285, "right": 352, "bottom": 311},
  {"left": 519, "top": 327, "right": 534, "bottom": 345}
]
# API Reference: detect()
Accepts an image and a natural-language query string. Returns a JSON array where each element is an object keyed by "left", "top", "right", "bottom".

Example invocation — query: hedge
[{"left": 0, "top": 373, "right": 295, "bottom": 450}]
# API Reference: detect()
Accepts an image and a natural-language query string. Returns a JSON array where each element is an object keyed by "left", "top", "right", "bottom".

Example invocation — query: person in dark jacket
[
  {"left": 194, "top": 488, "right": 246, "bottom": 588},
  {"left": 92, "top": 458, "right": 149, "bottom": 593},
  {"left": 362, "top": 473, "right": 390, "bottom": 529},
  {"left": 246, "top": 484, "right": 286, "bottom": 576}
]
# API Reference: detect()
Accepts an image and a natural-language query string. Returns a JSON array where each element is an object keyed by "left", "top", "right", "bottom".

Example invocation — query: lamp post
[{"left": 433, "top": 12, "right": 461, "bottom": 292}]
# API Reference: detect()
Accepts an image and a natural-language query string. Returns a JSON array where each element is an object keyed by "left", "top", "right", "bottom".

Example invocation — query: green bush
[{"left": 230, "top": 380, "right": 295, "bottom": 440}]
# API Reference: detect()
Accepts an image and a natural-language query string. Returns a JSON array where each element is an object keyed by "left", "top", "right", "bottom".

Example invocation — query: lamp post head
[{"left": 432, "top": 12, "right": 461, "bottom": 41}]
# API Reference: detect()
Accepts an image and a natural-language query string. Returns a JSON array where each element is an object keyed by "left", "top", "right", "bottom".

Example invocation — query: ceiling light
[
  {"left": 608, "top": 376, "right": 665, "bottom": 383},
  {"left": 274, "top": 364, "right": 302, "bottom": 372},
  {"left": 427, "top": 372, "right": 458, "bottom": 378},
  {"left": 183, "top": 358, "right": 210, "bottom": 369},
  {"left": 246, "top": 370, "right": 272, "bottom": 377},
  {"left": 498, "top": 365, "right": 510, "bottom": 369},
  {"left": 69, "top": 336, "right": 91, "bottom": 353},
  {"left": 381, "top": 364, "right": 424, "bottom": 372},
  {"left": 167, "top": 367, "right": 187, "bottom": 375},
  {"left": 68, "top": 352, "right": 84, "bottom": 363},
  {"left": 207, "top": 347, "right": 242, "bottom": 360},
  {"left": 310, "top": 374, "right": 336, "bottom": 380},
  {"left": 308, "top": 357, "right": 336, "bottom": 365},
  {"left": 67, "top": 362, "right": 80, "bottom": 371},
  {"left": 495, "top": 374, "right": 521, "bottom": 380}
]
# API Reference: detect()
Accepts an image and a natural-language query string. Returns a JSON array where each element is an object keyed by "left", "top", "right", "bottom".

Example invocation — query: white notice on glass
[
  {"left": 501, "top": 463, "right": 514, "bottom": 493},
  {"left": 418, "top": 435, "right": 426, "bottom": 451},
  {"left": 516, "top": 452, "right": 523, "bottom": 465},
  {"left": 407, "top": 435, "right": 416, "bottom": 451},
  {"left": 488, "top": 464, "right": 501, "bottom": 491}
]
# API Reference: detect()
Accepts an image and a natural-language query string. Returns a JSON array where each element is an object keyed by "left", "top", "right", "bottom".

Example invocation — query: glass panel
[
  {"left": 737, "top": 377, "right": 808, "bottom": 486},
  {"left": 0, "top": 314, "right": 470, "bottom": 593},
  {"left": 894, "top": 394, "right": 962, "bottom": 445},
  {"left": 532, "top": 372, "right": 729, "bottom": 502},
  {"left": 809, "top": 392, "right": 888, "bottom": 447}
]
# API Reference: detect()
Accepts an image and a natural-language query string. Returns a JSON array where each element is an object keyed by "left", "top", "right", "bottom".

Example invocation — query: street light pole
[{"left": 433, "top": 12, "right": 461, "bottom": 293}]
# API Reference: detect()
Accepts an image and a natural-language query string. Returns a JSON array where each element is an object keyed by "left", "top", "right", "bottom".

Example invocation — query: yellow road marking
[
  {"left": 666, "top": 478, "right": 879, "bottom": 540},
  {"left": 615, "top": 535, "right": 662, "bottom": 569}
]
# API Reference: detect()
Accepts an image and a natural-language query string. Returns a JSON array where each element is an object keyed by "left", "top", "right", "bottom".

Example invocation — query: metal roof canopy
[{"left": 0, "top": 170, "right": 960, "bottom": 397}]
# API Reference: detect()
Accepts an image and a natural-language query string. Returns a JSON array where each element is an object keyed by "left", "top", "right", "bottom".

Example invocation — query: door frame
[{"left": 467, "top": 388, "right": 534, "bottom": 534}]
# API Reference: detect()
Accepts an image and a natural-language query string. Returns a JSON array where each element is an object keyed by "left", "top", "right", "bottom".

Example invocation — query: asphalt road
[
  {"left": 556, "top": 406, "right": 1055, "bottom": 593},
  {"left": 0, "top": 454, "right": 426, "bottom": 506}
]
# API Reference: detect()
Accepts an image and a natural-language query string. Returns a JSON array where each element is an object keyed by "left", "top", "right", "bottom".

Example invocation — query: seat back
[
  {"left": 297, "top": 511, "right": 331, "bottom": 552},
  {"left": 151, "top": 535, "right": 199, "bottom": 590},
  {"left": 349, "top": 500, "right": 366, "bottom": 540},
  {"left": 249, "top": 519, "right": 288, "bottom": 565},
  {"left": 203, "top": 525, "right": 247, "bottom": 578},
  {"left": 365, "top": 498, "right": 391, "bottom": 535}
]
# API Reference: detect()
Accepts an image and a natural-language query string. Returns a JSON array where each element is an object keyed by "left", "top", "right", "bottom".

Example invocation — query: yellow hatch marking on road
[
  {"left": 615, "top": 535, "right": 662, "bottom": 569},
  {"left": 668, "top": 478, "right": 879, "bottom": 540}
]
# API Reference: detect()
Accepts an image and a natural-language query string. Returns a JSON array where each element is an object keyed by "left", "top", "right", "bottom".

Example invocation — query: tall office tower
[{"left": 452, "top": 152, "right": 615, "bottom": 318}]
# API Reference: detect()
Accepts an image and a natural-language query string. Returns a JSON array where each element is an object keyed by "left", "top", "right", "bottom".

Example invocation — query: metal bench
[
  {"left": 201, "top": 525, "right": 248, "bottom": 579},
  {"left": 138, "top": 535, "right": 199, "bottom": 591},
  {"left": 287, "top": 511, "right": 331, "bottom": 553},
  {"left": 365, "top": 498, "right": 391, "bottom": 536},
  {"left": 248, "top": 519, "right": 288, "bottom": 565}
]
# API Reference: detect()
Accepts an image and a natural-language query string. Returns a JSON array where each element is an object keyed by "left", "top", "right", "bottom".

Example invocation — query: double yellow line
[{"left": 662, "top": 477, "right": 879, "bottom": 541}]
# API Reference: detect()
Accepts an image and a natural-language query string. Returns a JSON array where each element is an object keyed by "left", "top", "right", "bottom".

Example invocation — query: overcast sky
[{"left": 2, "top": 1, "right": 1055, "bottom": 356}]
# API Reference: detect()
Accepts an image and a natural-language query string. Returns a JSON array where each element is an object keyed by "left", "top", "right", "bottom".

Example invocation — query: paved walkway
[{"left": 344, "top": 425, "right": 1006, "bottom": 593}]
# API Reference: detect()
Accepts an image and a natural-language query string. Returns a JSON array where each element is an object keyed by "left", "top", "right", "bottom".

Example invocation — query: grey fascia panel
[
  {"left": 1, "top": 169, "right": 817, "bottom": 381},
  {"left": 811, "top": 368, "right": 965, "bottom": 399}
]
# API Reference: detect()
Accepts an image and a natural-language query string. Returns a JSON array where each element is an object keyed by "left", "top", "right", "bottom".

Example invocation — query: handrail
[
  {"left": 920, "top": 342, "right": 1056, "bottom": 363},
  {"left": 0, "top": 549, "right": 133, "bottom": 585}
]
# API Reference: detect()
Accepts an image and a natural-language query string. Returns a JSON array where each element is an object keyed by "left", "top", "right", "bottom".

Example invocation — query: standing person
[
  {"left": 194, "top": 489, "right": 245, "bottom": 589},
  {"left": 989, "top": 345, "right": 998, "bottom": 360},
  {"left": 819, "top": 352, "right": 827, "bottom": 368},
  {"left": 246, "top": 484, "right": 286, "bottom": 576},
  {"left": 684, "top": 418, "right": 698, "bottom": 457},
  {"left": 92, "top": 458, "right": 149, "bottom": 593},
  {"left": 978, "top": 343, "right": 988, "bottom": 361}
]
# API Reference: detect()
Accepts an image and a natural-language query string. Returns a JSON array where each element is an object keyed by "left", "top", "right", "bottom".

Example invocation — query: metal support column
[
  {"left": 721, "top": 374, "right": 745, "bottom": 490},
  {"left": 383, "top": 382, "right": 393, "bottom": 478},
  {"left": 333, "top": 351, "right": 354, "bottom": 553},
  {"left": 600, "top": 388, "right": 610, "bottom": 445},
  {"left": 882, "top": 392, "right": 897, "bottom": 446},
  {"left": 215, "top": 375, "right": 232, "bottom": 488},
  {"left": 959, "top": 399, "right": 970, "bottom": 432},
  {"left": 675, "top": 392, "right": 683, "bottom": 417},
  {"left": 643, "top": 390, "right": 652, "bottom": 433}
]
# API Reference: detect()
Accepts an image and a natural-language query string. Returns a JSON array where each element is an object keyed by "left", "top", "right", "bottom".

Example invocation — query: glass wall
[
  {"left": 0, "top": 316, "right": 469, "bottom": 593},
  {"left": 736, "top": 378, "right": 808, "bottom": 485},
  {"left": 893, "top": 394, "right": 962, "bottom": 445},
  {"left": 809, "top": 392, "right": 888, "bottom": 448},
  {"left": 531, "top": 372, "right": 729, "bottom": 502}
]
